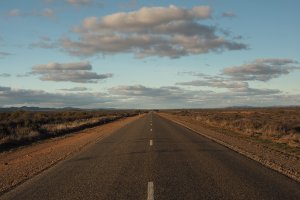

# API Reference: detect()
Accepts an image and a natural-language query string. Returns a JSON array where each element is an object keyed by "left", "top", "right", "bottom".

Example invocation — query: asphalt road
[{"left": 1, "top": 113, "right": 300, "bottom": 200}]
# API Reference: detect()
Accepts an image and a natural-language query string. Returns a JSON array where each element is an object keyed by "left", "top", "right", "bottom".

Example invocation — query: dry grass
[
  {"left": 163, "top": 108, "right": 300, "bottom": 148},
  {"left": 0, "top": 110, "right": 141, "bottom": 150}
]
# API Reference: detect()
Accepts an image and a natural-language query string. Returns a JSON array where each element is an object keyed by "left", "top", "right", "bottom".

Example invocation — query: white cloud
[
  {"left": 109, "top": 85, "right": 210, "bottom": 108},
  {"left": 176, "top": 74, "right": 282, "bottom": 98},
  {"left": 223, "top": 58, "right": 300, "bottom": 81},
  {"left": 31, "top": 61, "right": 113, "bottom": 83},
  {"left": 177, "top": 79, "right": 248, "bottom": 89},
  {"left": 229, "top": 87, "right": 280, "bottom": 96},
  {"left": 0, "top": 84, "right": 299, "bottom": 108},
  {"left": 177, "top": 72, "right": 249, "bottom": 90},
  {"left": 110, "top": 85, "right": 187, "bottom": 97},
  {"left": 176, "top": 58, "right": 299, "bottom": 95},
  {"left": 0, "top": 86, "right": 111, "bottom": 108},
  {"left": 61, "top": 5, "right": 247, "bottom": 58},
  {"left": 33, "top": 61, "right": 92, "bottom": 71},
  {"left": 98, "top": 5, "right": 211, "bottom": 29},
  {"left": 108, "top": 84, "right": 297, "bottom": 108}
]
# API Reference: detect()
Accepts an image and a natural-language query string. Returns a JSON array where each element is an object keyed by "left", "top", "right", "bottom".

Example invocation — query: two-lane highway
[{"left": 1, "top": 113, "right": 300, "bottom": 200}]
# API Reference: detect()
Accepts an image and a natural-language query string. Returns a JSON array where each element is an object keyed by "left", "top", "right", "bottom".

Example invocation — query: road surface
[{"left": 1, "top": 113, "right": 300, "bottom": 200}]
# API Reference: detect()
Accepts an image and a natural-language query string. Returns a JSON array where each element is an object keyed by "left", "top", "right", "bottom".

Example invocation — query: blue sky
[{"left": 0, "top": 0, "right": 299, "bottom": 108}]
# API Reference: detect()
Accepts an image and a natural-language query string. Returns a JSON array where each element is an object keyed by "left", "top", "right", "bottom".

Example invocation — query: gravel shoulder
[
  {"left": 159, "top": 113, "right": 300, "bottom": 182},
  {"left": 0, "top": 114, "right": 143, "bottom": 195}
]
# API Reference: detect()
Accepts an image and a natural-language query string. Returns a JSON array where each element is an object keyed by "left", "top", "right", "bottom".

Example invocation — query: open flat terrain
[
  {"left": 1, "top": 113, "right": 299, "bottom": 200},
  {"left": 162, "top": 108, "right": 300, "bottom": 149}
]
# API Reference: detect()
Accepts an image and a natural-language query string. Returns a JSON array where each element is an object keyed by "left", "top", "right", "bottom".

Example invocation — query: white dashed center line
[
  {"left": 150, "top": 140, "right": 153, "bottom": 146},
  {"left": 150, "top": 128, "right": 152, "bottom": 131},
  {"left": 147, "top": 182, "right": 154, "bottom": 200}
]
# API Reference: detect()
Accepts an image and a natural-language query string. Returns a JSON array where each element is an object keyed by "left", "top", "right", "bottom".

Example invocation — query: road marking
[
  {"left": 150, "top": 128, "right": 152, "bottom": 131},
  {"left": 150, "top": 140, "right": 153, "bottom": 146},
  {"left": 147, "top": 182, "right": 154, "bottom": 200}
]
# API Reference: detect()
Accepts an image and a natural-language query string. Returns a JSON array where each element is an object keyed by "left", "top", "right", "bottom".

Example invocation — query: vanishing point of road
[{"left": 1, "top": 113, "right": 300, "bottom": 200}]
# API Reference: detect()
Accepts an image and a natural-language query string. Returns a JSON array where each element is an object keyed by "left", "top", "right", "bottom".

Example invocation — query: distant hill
[
  {"left": 0, "top": 106, "right": 125, "bottom": 112},
  {"left": 224, "top": 106, "right": 256, "bottom": 109},
  {"left": 0, "top": 106, "right": 63, "bottom": 112},
  {"left": 225, "top": 105, "right": 300, "bottom": 109}
]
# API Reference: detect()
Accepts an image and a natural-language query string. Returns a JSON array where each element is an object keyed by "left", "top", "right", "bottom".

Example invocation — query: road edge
[
  {"left": 0, "top": 114, "right": 145, "bottom": 196},
  {"left": 158, "top": 113, "right": 300, "bottom": 183}
]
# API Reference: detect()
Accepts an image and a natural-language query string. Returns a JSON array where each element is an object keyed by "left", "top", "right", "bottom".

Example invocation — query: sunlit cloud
[
  {"left": 61, "top": 5, "right": 247, "bottom": 58},
  {"left": 223, "top": 58, "right": 300, "bottom": 81},
  {"left": 31, "top": 61, "right": 113, "bottom": 83},
  {"left": 177, "top": 58, "right": 300, "bottom": 95}
]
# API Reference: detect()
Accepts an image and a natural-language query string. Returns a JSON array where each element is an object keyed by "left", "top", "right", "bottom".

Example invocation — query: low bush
[
  {"left": 0, "top": 110, "right": 142, "bottom": 150},
  {"left": 165, "top": 108, "right": 300, "bottom": 147}
]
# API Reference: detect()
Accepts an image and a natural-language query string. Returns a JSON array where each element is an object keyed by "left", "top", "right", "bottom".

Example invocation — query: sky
[{"left": 0, "top": 0, "right": 300, "bottom": 109}]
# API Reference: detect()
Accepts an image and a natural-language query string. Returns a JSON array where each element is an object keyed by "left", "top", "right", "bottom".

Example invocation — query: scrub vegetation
[
  {"left": 0, "top": 109, "right": 141, "bottom": 150},
  {"left": 163, "top": 107, "right": 300, "bottom": 148}
]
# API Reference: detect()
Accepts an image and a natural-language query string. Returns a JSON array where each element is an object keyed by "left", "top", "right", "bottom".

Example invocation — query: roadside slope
[
  {"left": 0, "top": 114, "right": 143, "bottom": 194},
  {"left": 158, "top": 113, "right": 300, "bottom": 182}
]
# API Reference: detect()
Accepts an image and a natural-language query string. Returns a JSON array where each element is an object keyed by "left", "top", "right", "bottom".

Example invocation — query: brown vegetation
[
  {"left": 0, "top": 110, "right": 141, "bottom": 150},
  {"left": 163, "top": 107, "right": 300, "bottom": 148}
]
